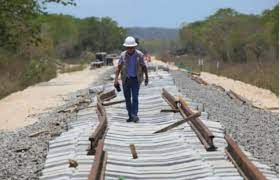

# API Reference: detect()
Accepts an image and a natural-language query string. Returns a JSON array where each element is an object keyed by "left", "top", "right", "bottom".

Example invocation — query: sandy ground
[
  {"left": 0, "top": 66, "right": 110, "bottom": 130},
  {"left": 200, "top": 72, "right": 279, "bottom": 110},
  {"left": 1, "top": 57, "right": 277, "bottom": 130},
  {"left": 150, "top": 58, "right": 179, "bottom": 71}
]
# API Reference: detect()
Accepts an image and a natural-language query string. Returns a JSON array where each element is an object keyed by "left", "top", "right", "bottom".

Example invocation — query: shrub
[{"left": 22, "top": 59, "right": 57, "bottom": 85}]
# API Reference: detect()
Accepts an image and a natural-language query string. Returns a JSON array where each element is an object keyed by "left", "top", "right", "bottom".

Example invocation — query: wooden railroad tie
[
  {"left": 212, "top": 84, "right": 226, "bottom": 92},
  {"left": 190, "top": 76, "right": 208, "bottom": 86},
  {"left": 226, "top": 90, "right": 246, "bottom": 104},
  {"left": 98, "top": 89, "right": 117, "bottom": 103},
  {"left": 102, "top": 100, "right": 126, "bottom": 106},
  {"left": 160, "top": 109, "right": 180, "bottom": 113},
  {"left": 190, "top": 71, "right": 201, "bottom": 76},
  {"left": 154, "top": 112, "right": 201, "bottom": 134},
  {"left": 129, "top": 144, "right": 138, "bottom": 159}
]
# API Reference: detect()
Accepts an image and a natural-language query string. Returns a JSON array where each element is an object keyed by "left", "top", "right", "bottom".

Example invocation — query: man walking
[{"left": 114, "top": 36, "right": 149, "bottom": 122}]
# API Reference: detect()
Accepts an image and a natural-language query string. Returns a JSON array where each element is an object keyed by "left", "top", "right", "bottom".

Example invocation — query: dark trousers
[{"left": 122, "top": 77, "right": 140, "bottom": 118}]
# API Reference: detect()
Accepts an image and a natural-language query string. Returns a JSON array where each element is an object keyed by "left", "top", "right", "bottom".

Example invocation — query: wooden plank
[
  {"left": 190, "top": 71, "right": 201, "bottom": 76},
  {"left": 190, "top": 76, "right": 201, "bottom": 84},
  {"left": 265, "top": 107, "right": 279, "bottom": 110},
  {"left": 99, "top": 90, "right": 116, "bottom": 102},
  {"left": 153, "top": 112, "right": 201, "bottom": 134},
  {"left": 227, "top": 90, "right": 246, "bottom": 104},
  {"left": 102, "top": 94, "right": 117, "bottom": 102},
  {"left": 160, "top": 109, "right": 180, "bottom": 113},
  {"left": 225, "top": 135, "right": 267, "bottom": 180},
  {"left": 102, "top": 100, "right": 126, "bottom": 106},
  {"left": 190, "top": 75, "right": 208, "bottom": 86},
  {"left": 68, "top": 159, "right": 78, "bottom": 168},
  {"left": 129, "top": 144, "right": 138, "bottom": 159},
  {"left": 198, "top": 77, "right": 208, "bottom": 85},
  {"left": 212, "top": 84, "right": 226, "bottom": 92},
  {"left": 29, "top": 130, "right": 49, "bottom": 137}
]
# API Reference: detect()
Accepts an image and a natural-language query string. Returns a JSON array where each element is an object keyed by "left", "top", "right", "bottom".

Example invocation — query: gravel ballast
[
  {"left": 171, "top": 70, "right": 279, "bottom": 174},
  {"left": 1, "top": 66, "right": 278, "bottom": 179},
  {"left": 0, "top": 67, "right": 114, "bottom": 180}
]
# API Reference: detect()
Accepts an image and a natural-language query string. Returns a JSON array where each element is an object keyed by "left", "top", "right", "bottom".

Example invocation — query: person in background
[{"left": 114, "top": 36, "right": 149, "bottom": 122}]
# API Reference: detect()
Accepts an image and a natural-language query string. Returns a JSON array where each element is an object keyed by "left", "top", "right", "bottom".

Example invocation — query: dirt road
[{"left": 0, "top": 66, "right": 111, "bottom": 130}]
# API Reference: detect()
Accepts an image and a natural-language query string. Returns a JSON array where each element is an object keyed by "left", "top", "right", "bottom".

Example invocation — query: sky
[{"left": 46, "top": 0, "right": 278, "bottom": 28}]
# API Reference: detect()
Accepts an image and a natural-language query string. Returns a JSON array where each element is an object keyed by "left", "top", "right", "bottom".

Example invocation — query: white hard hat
[{"left": 123, "top": 36, "right": 138, "bottom": 47}]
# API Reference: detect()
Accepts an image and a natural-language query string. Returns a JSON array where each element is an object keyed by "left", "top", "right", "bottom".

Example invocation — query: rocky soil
[
  {"left": 0, "top": 67, "right": 278, "bottom": 179},
  {"left": 0, "top": 67, "right": 114, "bottom": 180},
  {"left": 171, "top": 70, "right": 279, "bottom": 174}
]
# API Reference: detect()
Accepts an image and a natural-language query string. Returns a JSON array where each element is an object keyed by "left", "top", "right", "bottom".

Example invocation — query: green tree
[
  {"left": 39, "top": 14, "right": 79, "bottom": 58},
  {"left": 78, "top": 17, "right": 126, "bottom": 53},
  {"left": 0, "top": 0, "right": 75, "bottom": 49}
]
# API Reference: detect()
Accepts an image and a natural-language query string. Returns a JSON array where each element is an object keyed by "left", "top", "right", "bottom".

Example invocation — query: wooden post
[{"left": 129, "top": 144, "right": 138, "bottom": 159}]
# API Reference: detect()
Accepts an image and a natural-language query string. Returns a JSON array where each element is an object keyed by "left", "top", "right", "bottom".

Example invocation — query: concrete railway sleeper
[{"left": 40, "top": 69, "right": 278, "bottom": 180}]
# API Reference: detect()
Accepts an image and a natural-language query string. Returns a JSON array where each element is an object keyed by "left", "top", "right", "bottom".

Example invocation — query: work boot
[
  {"left": 126, "top": 117, "right": 133, "bottom": 122},
  {"left": 132, "top": 115, "right": 139, "bottom": 123}
]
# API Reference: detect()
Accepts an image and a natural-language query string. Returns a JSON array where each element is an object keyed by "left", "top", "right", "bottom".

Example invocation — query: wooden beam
[
  {"left": 190, "top": 71, "right": 201, "bottom": 76},
  {"left": 212, "top": 84, "right": 226, "bottom": 92},
  {"left": 160, "top": 109, "right": 180, "bottom": 113},
  {"left": 191, "top": 76, "right": 208, "bottom": 85},
  {"left": 99, "top": 90, "right": 116, "bottom": 102},
  {"left": 227, "top": 90, "right": 246, "bottom": 104},
  {"left": 129, "top": 144, "right": 138, "bottom": 159},
  {"left": 154, "top": 112, "right": 201, "bottom": 134},
  {"left": 102, "top": 100, "right": 125, "bottom": 106}
]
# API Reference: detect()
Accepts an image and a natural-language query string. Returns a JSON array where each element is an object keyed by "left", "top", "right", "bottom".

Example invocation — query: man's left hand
[{"left": 144, "top": 78, "right": 149, "bottom": 86}]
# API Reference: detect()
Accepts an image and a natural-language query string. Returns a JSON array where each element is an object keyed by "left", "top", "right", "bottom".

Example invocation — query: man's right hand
[
  {"left": 144, "top": 78, "right": 149, "bottom": 86},
  {"left": 114, "top": 79, "right": 119, "bottom": 86}
]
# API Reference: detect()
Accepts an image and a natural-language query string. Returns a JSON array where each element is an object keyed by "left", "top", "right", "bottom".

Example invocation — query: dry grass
[
  {"left": 170, "top": 55, "right": 279, "bottom": 95},
  {"left": 0, "top": 55, "right": 89, "bottom": 100},
  {"left": 0, "top": 60, "right": 57, "bottom": 99},
  {"left": 0, "top": 54, "right": 29, "bottom": 99}
]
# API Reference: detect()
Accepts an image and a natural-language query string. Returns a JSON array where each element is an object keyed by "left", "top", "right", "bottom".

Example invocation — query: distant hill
[{"left": 126, "top": 27, "right": 178, "bottom": 40}]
